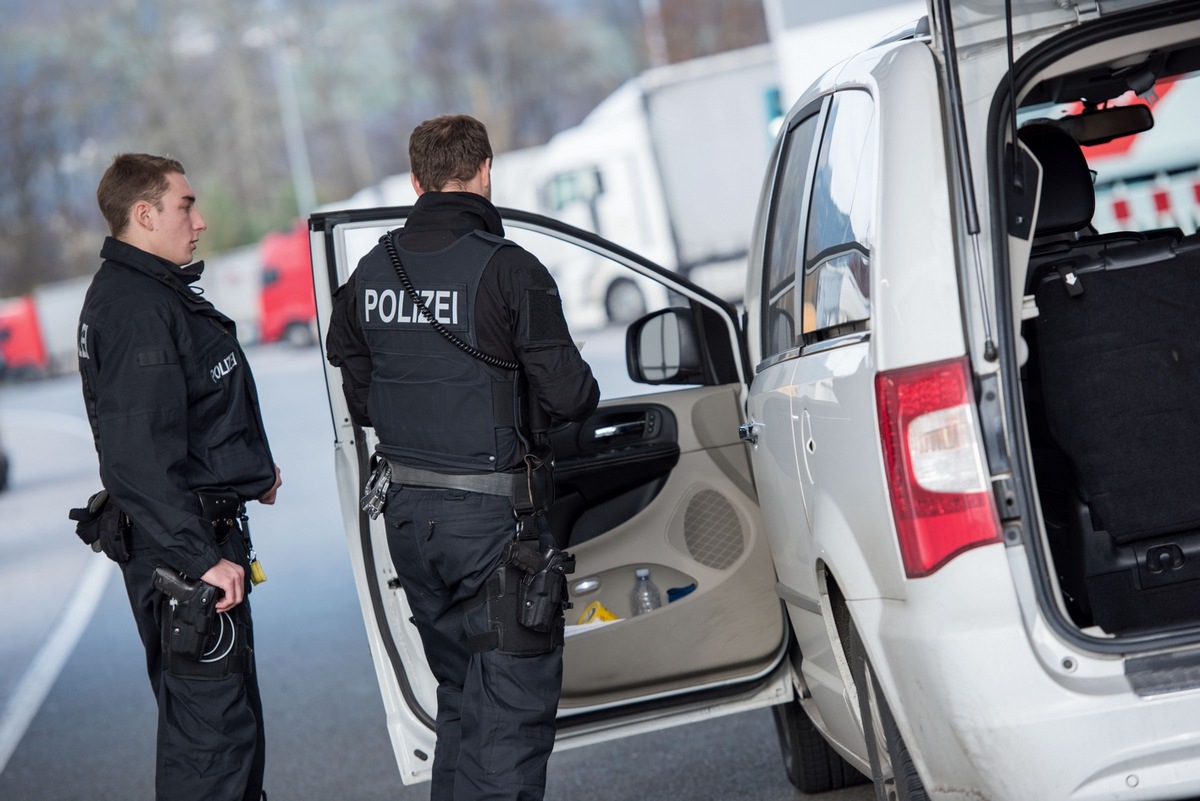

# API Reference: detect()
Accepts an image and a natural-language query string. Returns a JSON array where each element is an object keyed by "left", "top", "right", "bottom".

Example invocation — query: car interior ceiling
[
  {"left": 1016, "top": 32, "right": 1200, "bottom": 638},
  {"left": 1020, "top": 34, "right": 1200, "bottom": 105}
]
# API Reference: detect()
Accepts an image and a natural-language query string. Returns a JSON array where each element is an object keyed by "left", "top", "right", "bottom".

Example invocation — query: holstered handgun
[
  {"left": 152, "top": 566, "right": 220, "bottom": 661},
  {"left": 502, "top": 538, "right": 575, "bottom": 633},
  {"left": 361, "top": 455, "right": 391, "bottom": 519}
]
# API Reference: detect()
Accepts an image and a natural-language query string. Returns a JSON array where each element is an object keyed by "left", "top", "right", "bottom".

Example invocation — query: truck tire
[
  {"left": 772, "top": 696, "right": 869, "bottom": 793},
  {"left": 283, "top": 321, "right": 315, "bottom": 348},
  {"left": 605, "top": 278, "right": 647, "bottom": 324}
]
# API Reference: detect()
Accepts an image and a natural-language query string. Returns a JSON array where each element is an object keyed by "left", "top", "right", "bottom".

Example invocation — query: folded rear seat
[
  {"left": 1033, "top": 235, "right": 1200, "bottom": 633},
  {"left": 1019, "top": 123, "right": 1200, "bottom": 633}
]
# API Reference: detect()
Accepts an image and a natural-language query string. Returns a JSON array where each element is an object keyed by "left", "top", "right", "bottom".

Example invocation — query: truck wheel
[
  {"left": 605, "top": 278, "right": 647, "bottom": 324},
  {"left": 283, "top": 321, "right": 315, "bottom": 348},
  {"left": 772, "top": 696, "right": 868, "bottom": 793},
  {"left": 850, "top": 627, "right": 929, "bottom": 801}
]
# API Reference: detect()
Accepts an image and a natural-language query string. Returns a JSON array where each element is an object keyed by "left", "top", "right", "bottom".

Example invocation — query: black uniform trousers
[
  {"left": 383, "top": 485, "right": 562, "bottom": 801},
  {"left": 120, "top": 526, "right": 264, "bottom": 801}
]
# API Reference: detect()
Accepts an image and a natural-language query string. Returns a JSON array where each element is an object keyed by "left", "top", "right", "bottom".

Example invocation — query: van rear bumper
[{"left": 849, "top": 545, "right": 1200, "bottom": 801}]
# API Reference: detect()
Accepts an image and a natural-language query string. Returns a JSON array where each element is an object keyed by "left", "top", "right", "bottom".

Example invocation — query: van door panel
[
  {"left": 547, "top": 402, "right": 681, "bottom": 547},
  {"left": 560, "top": 385, "right": 784, "bottom": 706}
]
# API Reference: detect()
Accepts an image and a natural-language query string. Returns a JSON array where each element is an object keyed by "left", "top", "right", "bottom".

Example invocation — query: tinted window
[
  {"left": 803, "top": 90, "right": 875, "bottom": 340},
  {"left": 762, "top": 112, "right": 820, "bottom": 359}
]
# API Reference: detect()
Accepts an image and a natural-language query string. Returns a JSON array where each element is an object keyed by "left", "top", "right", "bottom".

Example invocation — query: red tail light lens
[{"left": 876, "top": 357, "right": 1001, "bottom": 578}]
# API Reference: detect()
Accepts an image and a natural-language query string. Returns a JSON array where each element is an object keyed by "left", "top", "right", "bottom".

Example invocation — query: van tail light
[{"left": 875, "top": 357, "right": 1001, "bottom": 578}]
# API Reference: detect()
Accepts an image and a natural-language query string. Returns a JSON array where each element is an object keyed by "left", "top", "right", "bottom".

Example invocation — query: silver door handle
[
  {"left": 739, "top": 422, "right": 760, "bottom": 444},
  {"left": 594, "top": 421, "right": 645, "bottom": 439}
]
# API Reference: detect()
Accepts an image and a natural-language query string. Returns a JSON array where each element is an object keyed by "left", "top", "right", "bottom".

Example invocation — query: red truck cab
[
  {"left": 0, "top": 295, "right": 49, "bottom": 379},
  {"left": 259, "top": 220, "right": 317, "bottom": 346}
]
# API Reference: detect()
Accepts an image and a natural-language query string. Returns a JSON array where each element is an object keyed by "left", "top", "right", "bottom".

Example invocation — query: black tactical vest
[{"left": 357, "top": 230, "right": 523, "bottom": 473}]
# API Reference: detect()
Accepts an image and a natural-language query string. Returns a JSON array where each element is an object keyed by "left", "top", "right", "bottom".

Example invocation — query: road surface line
[
  {"left": 0, "top": 556, "right": 113, "bottom": 775},
  {"left": 0, "top": 408, "right": 94, "bottom": 440}
]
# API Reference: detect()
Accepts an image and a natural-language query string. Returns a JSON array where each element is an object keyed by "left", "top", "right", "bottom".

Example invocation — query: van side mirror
[{"left": 626, "top": 307, "right": 705, "bottom": 385}]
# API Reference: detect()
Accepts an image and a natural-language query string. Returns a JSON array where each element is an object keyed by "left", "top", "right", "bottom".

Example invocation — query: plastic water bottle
[{"left": 629, "top": 567, "right": 662, "bottom": 616}]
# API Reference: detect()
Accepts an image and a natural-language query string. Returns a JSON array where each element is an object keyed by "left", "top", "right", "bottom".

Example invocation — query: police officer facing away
[
  {"left": 77, "top": 154, "right": 281, "bottom": 801},
  {"left": 326, "top": 115, "right": 599, "bottom": 801}
]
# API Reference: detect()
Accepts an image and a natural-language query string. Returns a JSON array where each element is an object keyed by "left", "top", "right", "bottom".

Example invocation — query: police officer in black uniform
[
  {"left": 77, "top": 153, "right": 281, "bottom": 801},
  {"left": 326, "top": 115, "right": 599, "bottom": 801}
]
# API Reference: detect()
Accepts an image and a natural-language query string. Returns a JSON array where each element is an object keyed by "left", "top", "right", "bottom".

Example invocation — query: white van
[{"left": 313, "top": 2, "right": 1200, "bottom": 798}]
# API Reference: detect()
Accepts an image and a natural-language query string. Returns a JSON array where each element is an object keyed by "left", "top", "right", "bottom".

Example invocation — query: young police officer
[
  {"left": 77, "top": 153, "right": 281, "bottom": 801},
  {"left": 326, "top": 115, "right": 599, "bottom": 801}
]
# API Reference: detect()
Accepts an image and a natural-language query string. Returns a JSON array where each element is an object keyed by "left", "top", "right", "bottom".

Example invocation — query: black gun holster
[
  {"left": 152, "top": 566, "right": 250, "bottom": 680},
  {"left": 466, "top": 536, "right": 575, "bottom": 656}
]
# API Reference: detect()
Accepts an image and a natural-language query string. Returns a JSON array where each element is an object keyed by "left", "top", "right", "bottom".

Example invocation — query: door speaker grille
[{"left": 683, "top": 490, "right": 744, "bottom": 570}]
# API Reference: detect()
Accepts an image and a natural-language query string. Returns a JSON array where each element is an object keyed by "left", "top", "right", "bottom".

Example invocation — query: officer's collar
[
  {"left": 100, "top": 236, "right": 206, "bottom": 287},
  {"left": 407, "top": 191, "right": 505, "bottom": 237}
]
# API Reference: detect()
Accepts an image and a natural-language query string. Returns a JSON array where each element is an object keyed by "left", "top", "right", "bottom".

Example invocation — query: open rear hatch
[{"left": 980, "top": 0, "right": 1200, "bottom": 662}]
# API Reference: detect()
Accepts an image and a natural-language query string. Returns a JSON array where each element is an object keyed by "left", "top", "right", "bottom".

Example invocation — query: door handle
[
  {"left": 739, "top": 421, "right": 761, "bottom": 444},
  {"left": 594, "top": 421, "right": 646, "bottom": 439}
]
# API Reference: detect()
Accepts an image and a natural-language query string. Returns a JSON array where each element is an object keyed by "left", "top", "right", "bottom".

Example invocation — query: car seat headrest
[{"left": 1018, "top": 123, "right": 1096, "bottom": 237}]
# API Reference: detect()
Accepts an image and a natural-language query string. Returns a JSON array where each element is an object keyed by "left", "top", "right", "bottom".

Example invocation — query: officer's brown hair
[
  {"left": 96, "top": 153, "right": 186, "bottom": 237},
  {"left": 409, "top": 115, "right": 493, "bottom": 192}
]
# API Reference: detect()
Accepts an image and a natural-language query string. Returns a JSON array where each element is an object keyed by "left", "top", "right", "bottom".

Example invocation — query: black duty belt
[{"left": 385, "top": 461, "right": 518, "bottom": 497}]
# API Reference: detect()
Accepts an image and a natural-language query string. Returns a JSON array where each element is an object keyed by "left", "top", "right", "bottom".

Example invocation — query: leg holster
[
  {"left": 161, "top": 605, "right": 252, "bottom": 680},
  {"left": 466, "top": 540, "right": 573, "bottom": 656},
  {"left": 154, "top": 567, "right": 251, "bottom": 680}
]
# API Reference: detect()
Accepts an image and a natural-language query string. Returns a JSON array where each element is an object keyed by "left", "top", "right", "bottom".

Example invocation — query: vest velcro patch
[
  {"left": 137, "top": 350, "right": 179, "bottom": 366},
  {"left": 360, "top": 282, "right": 469, "bottom": 331},
  {"left": 525, "top": 288, "right": 571, "bottom": 343}
]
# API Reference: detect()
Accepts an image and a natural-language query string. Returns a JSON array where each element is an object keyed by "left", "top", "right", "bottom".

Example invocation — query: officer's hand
[
  {"left": 259, "top": 464, "right": 282, "bottom": 505},
  {"left": 201, "top": 559, "right": 245, "bottom": 613}
]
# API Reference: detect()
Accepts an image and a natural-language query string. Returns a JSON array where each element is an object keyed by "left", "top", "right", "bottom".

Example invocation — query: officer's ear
[
  {"left": 131, "top": 199, "right": 157, "bottom": 233},
  {"left": 480, "top": 158, "right": 491, "bottom": 196},
  {"left": 411, "top": 173, "right": 425, "bottom": 197}
]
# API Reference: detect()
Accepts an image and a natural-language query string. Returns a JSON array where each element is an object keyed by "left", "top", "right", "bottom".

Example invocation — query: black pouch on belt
[
  {"left": 196, "top": 487, "right": 241, "bottom": 543},
  {"left": 515, "top": 451, "right": 555, "bottom": 516},
  {"left": 68, "top": 489, "right": 131, "bottom": 564}
]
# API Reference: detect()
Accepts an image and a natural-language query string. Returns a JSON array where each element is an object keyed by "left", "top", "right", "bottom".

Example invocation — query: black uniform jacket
[
  {"left": 78, "top": 237, "right": 276, "bottom": 579},
  {"left": 326, "top": 191, "right": 600, "bottom": 434}
]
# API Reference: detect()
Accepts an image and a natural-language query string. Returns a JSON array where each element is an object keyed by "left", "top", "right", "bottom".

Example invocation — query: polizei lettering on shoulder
[
  {"left": 210, "top": 351, "right": 239, "bottom": 382},
  {"left": 360, "top": 283, "right": 469, "bottom": 331}
]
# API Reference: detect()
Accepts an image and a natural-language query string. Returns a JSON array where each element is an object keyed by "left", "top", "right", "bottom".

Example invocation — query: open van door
[
  {"left": 926, "top": 0, "right": 1178, "bottom": 48},
  {"left": 311, "top": 206, "right": 789, "bottom": 784}
]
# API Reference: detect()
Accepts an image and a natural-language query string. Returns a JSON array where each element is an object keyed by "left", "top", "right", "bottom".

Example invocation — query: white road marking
[
  {"left": 0, "top": 408, "right": 94, "bottom": 441},
  {"left": 0, "top": 556, "right": 113, "bottom": 775}
]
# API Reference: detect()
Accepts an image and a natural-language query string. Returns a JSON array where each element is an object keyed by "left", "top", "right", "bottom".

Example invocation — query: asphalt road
[{"left": 0, "top": 344, "right": 875, "bottom": 801}]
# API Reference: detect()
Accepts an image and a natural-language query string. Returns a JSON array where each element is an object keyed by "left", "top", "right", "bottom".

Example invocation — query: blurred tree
[
  {"left": 0, "top": 56, "right": 70, "bottom": 292},
  {"left": 0, "top": 0, "right": 769, "bottom": 297},
  {"left": 660, "top": 0, "right": 768, "bottom": 63}
]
